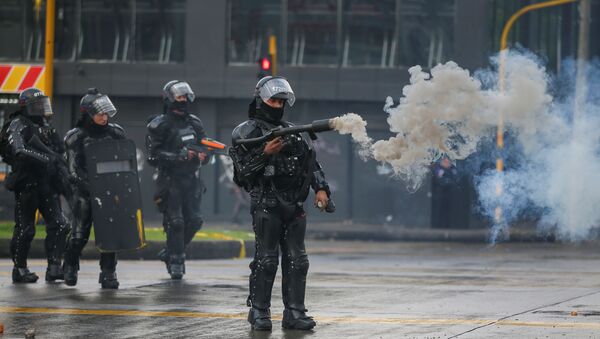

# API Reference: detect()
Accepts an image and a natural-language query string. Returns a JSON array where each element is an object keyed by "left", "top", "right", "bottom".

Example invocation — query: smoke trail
[
  {"left": 330, "top": 51, "right": 600, "bottom": 241},
  {"left": 330, "top": 113, "right": 372, "bottom": 157}
]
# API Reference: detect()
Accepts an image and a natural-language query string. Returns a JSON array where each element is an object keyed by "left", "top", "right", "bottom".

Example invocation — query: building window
[
  {"left": 0, "top": 0, "right": 47, "bottom": 61},
  {"left": 80, "top": 0, "right": 131, "bottom": 61},
  {"left": 56, "top": 0, "right": 78, "bottom": 60},
  {"left": 135, "top": 0, "right": 186, "bottom": 63},
  {"left": 490, "top": 0, "right": 577, "bottom": 73},
  {"left": 0, "top": 1, "right": 26, "bottom": 60},
  {"left": 341, "top": 0, "right": 396, "bottom": 67},
  {"left": 228, "top": 0, "right": 282, "bottom": 65},
  {"left": 393, "top": 0, "right": 455, "bottom": 69},
  {"left": 287, "top": 0, "right": 339, "bottom": 66},
  {"left": 227, "top": 0, "right": 455, "bottom": 68},
  {"left": 0, "top": 0, "right": 185, "bottom": 63}
]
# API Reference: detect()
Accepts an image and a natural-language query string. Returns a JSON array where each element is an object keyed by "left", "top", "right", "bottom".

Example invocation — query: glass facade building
[
  {"left": 228, "top": 0, "right": 456, "bottom": 69},
  {"left": 0, "top": 0, "right": 186, "bottom": 63},
  {"left": 225, "top": 0, "right": 600, "bottom": 72},
  {"left": 0, "top": 0, "right": 598, "bottom": 226}
]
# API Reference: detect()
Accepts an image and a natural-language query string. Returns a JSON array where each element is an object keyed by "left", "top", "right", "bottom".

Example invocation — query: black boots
[
  {"left": 45, "top": 263, "right": 64, "bottom": 282},
  {"left": 248, "top": 308, "right": 316, "bottom": 331},
  {"left": 282, "top": 308, "right": 316, "bottom": 330},
  {"left": 158, "top": 248, "right": 170, "bottom": 273},
  {"left": 12, "top": 267, "right": 39, "bottom": 283},
  {"left": 99, "top": 270, "right": 119, "bottom": 289},
  {"left": 63, "top": 264, "right": 78, "bottom": 286},
  {"left": 248, "top": 308, "right": 272, "bottom": 331},
  {"left": 169, "top": 254, "right": 185, "bottom": 280}
]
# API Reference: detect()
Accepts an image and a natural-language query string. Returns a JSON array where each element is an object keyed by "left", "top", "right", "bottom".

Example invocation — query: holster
[{"left": 4, "top": 171, "right": 24, "bottom": 192}]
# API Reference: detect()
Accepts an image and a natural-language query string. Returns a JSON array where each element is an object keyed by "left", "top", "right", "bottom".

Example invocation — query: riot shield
[{"left": 84, "top": 139, "right": 146, "bottom": 252}]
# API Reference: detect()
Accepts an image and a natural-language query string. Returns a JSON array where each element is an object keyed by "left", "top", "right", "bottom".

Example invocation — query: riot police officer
[
  {"left": 63, "top": 88, "right": 125, "bottom": 289},
  {"left": 0, "top": 88, "right": 70, "bottom": 283},
  {"left": 146, "top": 80, "right": 209, "bottom": 280},
  {"left": 230, "top": 76, "right": 332, "bottom": 331}
]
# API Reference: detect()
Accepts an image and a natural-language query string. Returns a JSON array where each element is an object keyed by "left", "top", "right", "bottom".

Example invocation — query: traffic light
[{"left": 257, "top": 55, "right": 273, "bottom": 78}]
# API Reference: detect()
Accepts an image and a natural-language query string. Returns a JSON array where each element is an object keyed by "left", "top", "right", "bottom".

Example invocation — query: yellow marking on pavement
[
  {"left": 1, "top": 306, "right": 600, "bottom": 329},
  {"left": 0, "top": 306, "right": 248, "bottom": 320}
]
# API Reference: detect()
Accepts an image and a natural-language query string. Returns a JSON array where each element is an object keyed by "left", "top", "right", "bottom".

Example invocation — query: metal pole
[
  {"left": 495, "top": 0, "right": 577, "bottom": 226},
  {"left": 269, "top": 35, "right": 277, "bottom": 76},
  {"left": 574, "top": 0, "right": 590, "bottom": 125},
  {"left": 44, "top": 0, "right": 55, "bottom": 99}
]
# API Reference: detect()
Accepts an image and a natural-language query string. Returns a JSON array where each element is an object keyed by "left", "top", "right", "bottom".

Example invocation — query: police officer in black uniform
[
  {"left": 230, "top": 76, "right": 332, "bottom": 331},
  {"left": 0, "top": 88, "right": 69, "bottom": 283},
  {"left": 146, "top": 80, "right": 209, "bottom": 280},
  {"left": 62, "top": 88, "right": 125, "bottom": 289}
]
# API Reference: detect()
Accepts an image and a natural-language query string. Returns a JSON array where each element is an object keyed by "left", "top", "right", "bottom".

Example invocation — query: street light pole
[
  {"left": 574, "top": 0, "right": 590, "bottom": 125},
  {"left": 494, "top": 0, "right": 577, "bottom": 231},
  {"left": 44, "top": 0, "right": 55, "bottom": 99},
  {"left": 269, "top": 35, "right": 277, "bottom": 76}
]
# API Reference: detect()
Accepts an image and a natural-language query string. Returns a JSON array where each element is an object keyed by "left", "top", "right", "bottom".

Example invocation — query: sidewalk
[
  {"left": 0, "top": 221, "right": 558, "bottom": 261},
  {"left": 210, "top": 221, "right": 555, "bottom": 243},
  {"left": 0, "top": 238, "right": 255, "bottom": 261}
]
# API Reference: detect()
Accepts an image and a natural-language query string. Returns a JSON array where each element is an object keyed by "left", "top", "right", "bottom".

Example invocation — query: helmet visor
[
  {"left": 91, "top": 95, "right": 117, "bottom": 117},
  {"left": 258, "top": 78, "right": 295, "bottom": 107},
  {"left": 26, "top": 97, "right": 53, "bottom": 117},
  {"left": 169, "top": 82, "right": 195, "bottom": 102}
]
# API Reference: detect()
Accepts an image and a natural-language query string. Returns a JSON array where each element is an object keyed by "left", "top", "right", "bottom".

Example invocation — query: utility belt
[
  {"left": 4, "top": 168, "right": 48, "bottom": 192},
  {"left": 154, "top": 169, "right": 205, "bottom": 213},
  {"left": 250, "top": 188, "right": 305, "bottom": 217}
]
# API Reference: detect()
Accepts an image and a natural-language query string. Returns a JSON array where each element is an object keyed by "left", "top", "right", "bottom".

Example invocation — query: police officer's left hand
[
  {"left": 315, "top": 190, "right": 329, "bottom": 211},
  {"left": 198, "top": 152, "right": 207, "bottom": 162}
]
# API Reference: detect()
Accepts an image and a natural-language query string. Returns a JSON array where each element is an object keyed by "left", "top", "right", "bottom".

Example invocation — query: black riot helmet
[
  {"left": 162, "top": 80, "right": 195, "bottom": 114},
  {"left": 254, "top": 76, "right": 295, "bottom": 107},
  {"left": 251, "top": 76, "right": 295, "bottom": 123},
  {"left": 80, "top": 88, "right": 117, "bottom": 118},
  {"left": 18, "top": 87, "right": 53, "bottom": 118}
]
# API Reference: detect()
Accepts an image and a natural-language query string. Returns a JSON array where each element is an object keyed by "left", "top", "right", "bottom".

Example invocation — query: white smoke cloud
[
  {"left": 330, "top": 113, "right": 372, "bottom": 158},
  {"left": 331, "top": 51, "right": 600, "bottom": 241}
]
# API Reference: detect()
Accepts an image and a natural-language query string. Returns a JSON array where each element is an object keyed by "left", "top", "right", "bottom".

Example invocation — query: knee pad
[
  {"left": 57, "top": 215, "right": 70, "bottom": 232},
  {"left": 292, "top": 256, "right": 309, "bottom": 275},
  {"left": 259, "top": 255, "right": 279, "bottom": 275},
  {"left": 167, "top": 218, "right": 185, "bottom": 233}
]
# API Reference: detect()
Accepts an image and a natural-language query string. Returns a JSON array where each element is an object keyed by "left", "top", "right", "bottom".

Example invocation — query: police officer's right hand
[{"left": 264, "top": 137, "right": 284, "bottom": 155}]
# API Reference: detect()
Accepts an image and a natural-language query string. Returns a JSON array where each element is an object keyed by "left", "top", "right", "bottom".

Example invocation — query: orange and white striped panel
[{"left": 0, "top": 64, "right": 46, "bottom": 95}]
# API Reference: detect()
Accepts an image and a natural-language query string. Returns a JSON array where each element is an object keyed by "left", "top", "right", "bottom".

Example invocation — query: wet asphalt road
[{"left": 1, "top": 240, "right": 600, "bottom": 338}]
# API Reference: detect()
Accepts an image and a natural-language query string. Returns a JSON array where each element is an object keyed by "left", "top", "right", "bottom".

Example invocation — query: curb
[
  {"left": 306, "top": 228, "right": 555, "bottom": 243},
  {"left": 0, "top": 239, "right": 255, "bottom": 260}
]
